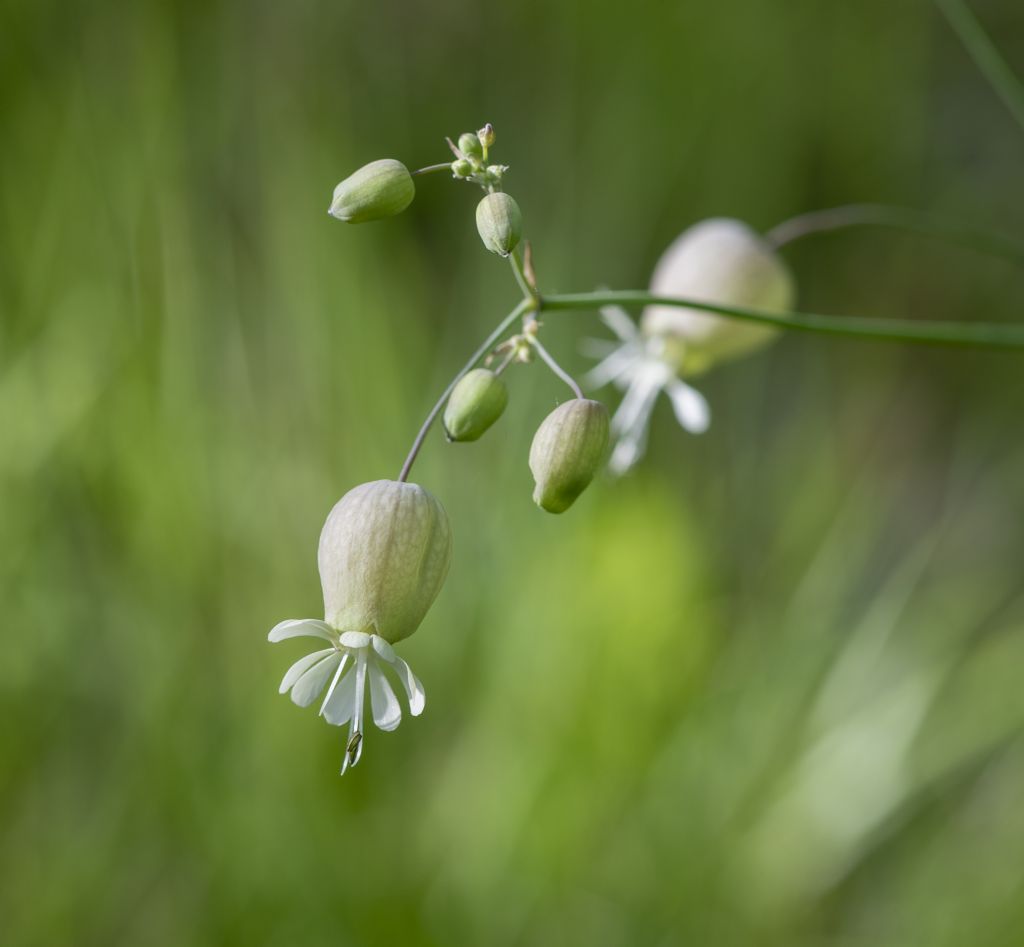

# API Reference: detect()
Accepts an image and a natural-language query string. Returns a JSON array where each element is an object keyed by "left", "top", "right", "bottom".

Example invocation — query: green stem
[
  {"left": 935, "top": 0, "right": 1024, "bottom": 133},
  {"left": 529, "top": 337, "right": 585, "bottom": 398},
  {"left": 397, "top": 298, "right": 535, "bottom": 482},
  {"left": 765, "top": 203, "right": 1024, "bottom": 265},
  {"left": 538, "top": 291, "right": 1024, "bottom": 350}
]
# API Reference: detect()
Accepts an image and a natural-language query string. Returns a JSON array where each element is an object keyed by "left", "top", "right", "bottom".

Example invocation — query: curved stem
[
  {"left": 529, "top": 337, "right": 584, "bottom": 398},
  {"left": 935, "top": 0, "right": 1024, "bottom": 133},
  {"left": 765, "top": 204, "right": 1024, "bottom": 264},
  {"left": 397, "top": 298, "right": 535, "bottom": 482},
  {"left": 538, "top": 291, "right": 1024, "bottom": 350}
]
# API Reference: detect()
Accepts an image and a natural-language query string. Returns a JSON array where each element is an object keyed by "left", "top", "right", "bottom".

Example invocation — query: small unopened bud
[
  {"left": 329, "top": 159, "right": 415, "bottom": 224},
  {"left": 318, "top": 480, "right": 452, "bottom": 643},
  {"left": 477, "top": 123, "right": 496, "bottom": 149},
  {"left": 476, "top": 192, "right": 522, "bottom": 257},
  {"left": 529, "top": 399, "right": 609, "bottom": 514},
  {"left": 458, "top": 132, "right": 483, "bottom": 159},
  {"left": 451, "top": 159, "right": 474, "bottom": 178},
  {"left": 443, "top": 369, "right": 509, "bottom": 442}
]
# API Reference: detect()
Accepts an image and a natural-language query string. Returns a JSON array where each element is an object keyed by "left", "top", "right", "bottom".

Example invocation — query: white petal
[
  {"left": 352, "top": 653, "right": 368, "bottom": 732},
  {"left": 579, "top": 338, "right": 619, "bottom": 358},
  {"left": 268, "top": 619, "right": 335, "bottom": 644},
  {"left": 370, "top": 635, "right": 396, "bottom": 663},
  {"left": 339, "top": 630, "right": 372, "bottom": 650},
  {"left": 319, "top": 653, "right": 351, "bottom": 716},
  {"left": 322, "top": 660, "right": 358, "bottom": 726},
  {"left": 666, "top": 379, "right": 710, "bottom": 433},
  {"left": 368, "top": 661, "right": 402, "bottom": 732},
  {"left": 610, "top": 365, "right": 665, "bottom": 437},
  {"left": 600, "top": 305, "right": 639, "bottom": 341},
  {"left": 290, "top": 652, "right": 342, "bottom": 707},
  {"left": 584, "top": 345, "right": 641, "bottom": 391},
  {"left": 381, "top": 651, "right": 426, "bottom": 716},
  {"left": 279, "top": 647, "right": 335, "bottom": 695},
  {"left": 609, "top": 426, "right": 648, "bottom": 474}
]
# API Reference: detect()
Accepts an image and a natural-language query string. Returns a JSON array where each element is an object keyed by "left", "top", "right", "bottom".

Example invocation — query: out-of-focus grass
[{"left": 2, "top": 0, "right": 1024, "bottom": 944}]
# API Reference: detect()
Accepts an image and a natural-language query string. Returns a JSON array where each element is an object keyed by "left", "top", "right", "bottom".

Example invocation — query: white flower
[
  {"left": 269, "top": 480, "right": 449, "bottom": 774},
  {"left": 269, "top": 619, "right": 425, "bottom": 774},
  {"left": 585, "top": 306, "right": 710, "bottom": 474},
  {"left": 586, "top": 218, "right": 795, "bottom": 473}
]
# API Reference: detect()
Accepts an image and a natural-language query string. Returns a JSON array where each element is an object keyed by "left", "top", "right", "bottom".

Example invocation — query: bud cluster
[
  {"left": 448, "top": 124, "right": 507, "bottom": 190},
  {"left": 326, "top": 123, "right": 606, "bottom": 514},
  {"left": 327, "top": 122, "right": 525, "bottom": 261}
]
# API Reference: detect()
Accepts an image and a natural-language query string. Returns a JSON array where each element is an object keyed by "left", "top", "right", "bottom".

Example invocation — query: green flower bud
[
  {"left": 458, "top": 132, "right": 483, "bottom": 159},
  {"left": 443, "top": 368, "right": 509, "bottom": 442},
  {"left": 477, "top": 123, "right": 496, "bottom": 149},
  {"left": 318, "top": 480, "right": 452, "bottom": 643},
  {"left": 451, "top": 159, "right": 474, "bottom": 178},
  {"left": 476, "top": 192, "right": 522, "bottom": 257},
  {"left": 328, "top": 159, "right": 415, "bottom": 224},
  {"left": 529, "top": 399, "right": 609, "bottom": 514}
]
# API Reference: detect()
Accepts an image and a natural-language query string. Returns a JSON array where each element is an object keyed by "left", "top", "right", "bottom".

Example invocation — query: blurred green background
[{"left": 3, "top": 0, "right": 1024, "bottom": 944}]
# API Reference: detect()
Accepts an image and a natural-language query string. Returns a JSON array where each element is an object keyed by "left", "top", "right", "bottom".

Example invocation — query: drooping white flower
[
  {"left": 586, "top": 218, "right": 795, "bottom": 473},
  {"left": 586, "top": 309, "right": 711, "bottom": 474},
  {"left": 269, "top": 621, "right": 425, "bottom": 774},
  {"left": 269, "top": 480, "right": 451, "bottom": 774}
]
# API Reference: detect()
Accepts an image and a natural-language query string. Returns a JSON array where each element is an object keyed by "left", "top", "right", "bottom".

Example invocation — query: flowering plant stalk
[{"left": 273, "top": 119, "right": 1024, "bottom": 775}]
